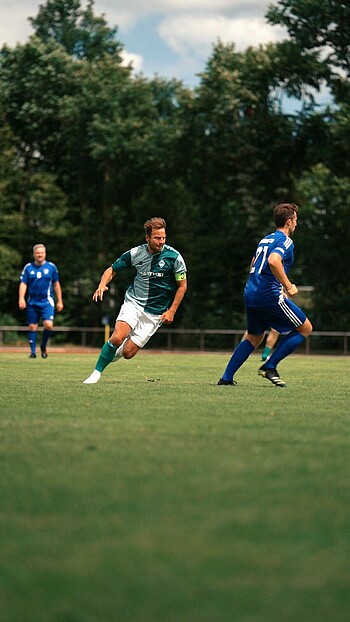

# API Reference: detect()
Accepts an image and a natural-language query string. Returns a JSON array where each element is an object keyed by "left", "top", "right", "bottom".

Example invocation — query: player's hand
[
  {"left": 160, "top": 310, "right": 175, "bottom": 324},
  {"left": 92, "top": 286, "right": 108, "bottom": 302},
  {"left": 18, "top": 300, "right": 26, "bottom": 310},
  {"left": 56, "top": 302, "right": 64, "bottom": 312},
  {"left": 286, "top": 284, "right": 298, "bottom": 297}
]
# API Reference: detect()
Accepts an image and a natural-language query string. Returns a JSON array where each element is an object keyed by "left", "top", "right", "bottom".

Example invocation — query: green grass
[{"left": 0, "top": 351, "right": 349, "bottom": 622}]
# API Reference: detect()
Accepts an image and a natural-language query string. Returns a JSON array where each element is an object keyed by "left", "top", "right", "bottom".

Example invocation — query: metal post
[{"left": 104, "top": 324, "right": 110, "bottom": 342}]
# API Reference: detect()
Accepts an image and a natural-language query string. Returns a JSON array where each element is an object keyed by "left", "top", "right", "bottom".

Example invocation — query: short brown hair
[
  {"left": 144, "top": 217, "right": 166, "bottom": 237},
  {"left": 273, "top": 203, "right": 298, "bottom": 228}
]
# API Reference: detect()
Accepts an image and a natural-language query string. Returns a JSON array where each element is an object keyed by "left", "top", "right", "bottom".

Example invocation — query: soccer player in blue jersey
[
  {"left": 218, "top": 203, "right": 313, "bottom": 387},
  {"left": 83, "top": 217, "right": 187, "bottom": 384},
  {"left": 19, "top": 244, "right": 64, "bottom": 358}
]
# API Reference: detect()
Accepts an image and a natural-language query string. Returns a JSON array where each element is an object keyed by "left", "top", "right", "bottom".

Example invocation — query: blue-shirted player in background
[
  {"left": 83, "top": 217, "right": 187, "bottom": 384},
  {"left": 19, "top": 244, "right": 64, "bottom": 358},
  {"left": 218, "top": 203, "right": 313, "bottom": 387}
]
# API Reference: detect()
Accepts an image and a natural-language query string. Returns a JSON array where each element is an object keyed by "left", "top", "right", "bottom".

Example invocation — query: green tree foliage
[
  {"left": 0, "top": 0, "right": 349, "bottom": 332},
  {"left": 267, "top": 0, "right": 350, "bottom": 75},
  {"left": 181, "top": 42, "right": 307, "bottom": 327},
  {"left": 296, "top": 164, "right": 350, "bottom": 328},
  {"left": 267, "top": 0, "right": 350, "bottom": 101},
  {"left": 29, "top": 0, "right": 123, "bottom": 60}
]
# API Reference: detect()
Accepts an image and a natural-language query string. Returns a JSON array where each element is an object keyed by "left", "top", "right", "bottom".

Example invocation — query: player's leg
[
  {"left": 83, "top": 320, "right": 132, "bottom": 384},
  {"left": 83, "top": 305, "right": 162, "bottom": 384},
  {"left": 261, "top": 328, "right": 279, "bottom": 361},
  {"left": 264, "top": 318, "right": 312, "bottom": 368},
  {"left": 40, "top": 301, "right": 55, "bottom": 358},
  {"left": 259, "top": 300, "right": 312, "bottom": 386},
  {"left": 28, "top": 323, "right": 38, "bottom": 357},
  {"left": 41, "top": 319, "right": 53, "bottom": 358},
  {"left": 83, "top": 302, "right": 142, "bottom": 383},
  {"left": 27, "top": 304, "right": 39, "bottom": 358},
  {"left": 218, "top": 309, "right": 266, "bottom": 385},
  {"left": 218, "top": 333, "right": 264, "bottom": 384}
]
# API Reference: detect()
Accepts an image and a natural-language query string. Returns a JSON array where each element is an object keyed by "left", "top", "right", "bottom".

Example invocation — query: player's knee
[
  {"left": 123, "top": 342, "right": 140, "bottom": 359},
  {"left": 246, "top": 333, "right": 265, "bottom": 349},
  {"left": 109, "top": 332, "right": 124, "bottom": 348},
  {"left": 299, "top": 318, "right": 313, "bottom": 337},
  {"left": 306, "top": 320, "right": 313, "bottom": 336}
]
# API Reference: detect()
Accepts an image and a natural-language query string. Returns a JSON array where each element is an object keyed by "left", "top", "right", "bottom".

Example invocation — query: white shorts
[{"left": 116, "top": 302, "right": 163, "bottom": 348}]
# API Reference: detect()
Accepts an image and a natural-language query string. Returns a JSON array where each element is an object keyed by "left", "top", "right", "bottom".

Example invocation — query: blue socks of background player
[
  {"left": 263, "top": 330, "right": 305, "bottom": 369},
  {"left": 28, "top": 329, "right": 53, "bottom": 355},
  {"left": 28, "top": 330, "right": 37, "bottom": 355},
  {"left": 95, "top": 340, "right": 118, "bottom": 373},
  {"left": 220, "top": 331, "right": 305, "bottom": 382},
  {"left": 221, "top": 339, "right": 255, "bottom": 382},
  {"left": 41, "top": 328, "right": 53, "bottom": 350}
]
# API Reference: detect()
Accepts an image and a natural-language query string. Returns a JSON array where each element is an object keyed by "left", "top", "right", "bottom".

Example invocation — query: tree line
[{"left": 0, "top": 0, "right": 349, "bottom": 332}]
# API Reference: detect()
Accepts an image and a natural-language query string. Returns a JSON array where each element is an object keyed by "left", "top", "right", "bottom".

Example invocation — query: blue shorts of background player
[
  {"left": 246, "top": 297, "right": 306, "bottom": 336},
  {"left": 26, "top": 301, "right": 55, "bottom": 326}
]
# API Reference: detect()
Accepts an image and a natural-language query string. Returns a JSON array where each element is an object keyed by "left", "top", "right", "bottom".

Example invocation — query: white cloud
[
  {"left": 0, "top": 1, "right": 38, "bottom": 47},
  {"left": 96, "top": 0, "right": 271, "bottom": 30},
  {"left": 158, "top": 14, "right": 286, "bottom": 59},
  {"left": 98, "top": 0, "right": 268, "bottom": 15},
  {"left": 120, "top": 50, "right": 144, "bottom": 73}
]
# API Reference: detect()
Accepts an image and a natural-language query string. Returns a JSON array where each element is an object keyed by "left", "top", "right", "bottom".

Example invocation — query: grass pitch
[{"left": 0, "top": 351, "right": 349, "bottom": 622}]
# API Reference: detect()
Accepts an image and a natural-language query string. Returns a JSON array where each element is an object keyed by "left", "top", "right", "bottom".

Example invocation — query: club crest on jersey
[
  {"left": 158, "top": 260, "right": 165, "bottom": 268},
  {"left": 44, "top": 268, "right": 49, "bottom": 274}
]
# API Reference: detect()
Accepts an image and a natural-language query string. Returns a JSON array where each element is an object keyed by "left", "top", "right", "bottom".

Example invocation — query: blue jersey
[
  {"left": 111, "top": 243, "right": 187, "bottom": 315},
  {"left": 20, "top": 261, "right": 59, "bottom": 304},
  {"left": 244, "top": 230, "right": 294, "bottom": 307}
]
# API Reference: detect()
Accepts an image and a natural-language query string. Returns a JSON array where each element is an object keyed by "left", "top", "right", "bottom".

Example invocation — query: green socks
[
  {"left": 95, "top": 340, "right": 117, "bottom": 373},
  {"left": 261, "top": 346, "right": 272, "bottom": 361}
]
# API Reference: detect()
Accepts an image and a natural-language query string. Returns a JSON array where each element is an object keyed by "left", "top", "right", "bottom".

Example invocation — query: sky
[{"left": 0, "top": 0, "right": 288, "bottom": 87}]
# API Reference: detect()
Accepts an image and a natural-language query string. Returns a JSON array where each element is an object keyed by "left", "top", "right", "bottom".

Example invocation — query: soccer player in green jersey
[{"left": 83, "top": 217, "right": 187, "bottom": 384}]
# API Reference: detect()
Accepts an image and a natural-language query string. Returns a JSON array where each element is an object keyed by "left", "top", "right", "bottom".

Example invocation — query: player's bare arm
[
  {"left": 161, "top": 278, "right": 187, "bottom": 324},
  {"left": 18, "top": 282, "right": 27, "bottom": 310},
  {"left": 268, "top": 253, "right": 298, "bottom": 296},
  {"left": 54, "top": 281, "right": 64, "bottom": 311},
  {"left": 93, "top": 267, "right": 116, "bottom": 302}
]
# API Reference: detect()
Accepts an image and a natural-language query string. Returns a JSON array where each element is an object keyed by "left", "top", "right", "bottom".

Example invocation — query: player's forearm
[
  {"left": 268, "top": 256, "right": 293, "bottom": 291},
  {"left": 168, "top": 281, "right": 187, "bottom": 314},
  {"left": 18, "top": 283, "right": 27, "bottom": 303},
  {"left": 99, "top": 267, "right": 115, "bottom": 288},
  {"left": 54, "top": 282, "right": 63, "bottom": 304}
]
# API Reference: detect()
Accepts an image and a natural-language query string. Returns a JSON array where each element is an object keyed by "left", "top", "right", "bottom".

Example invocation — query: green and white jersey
[{"left": 111, "top": 244, "right": 187, "bottom": 315}]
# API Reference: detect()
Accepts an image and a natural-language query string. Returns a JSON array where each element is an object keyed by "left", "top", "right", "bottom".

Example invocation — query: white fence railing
[{"left": 0, "top": 326, "right": 349, "bottom": 355}]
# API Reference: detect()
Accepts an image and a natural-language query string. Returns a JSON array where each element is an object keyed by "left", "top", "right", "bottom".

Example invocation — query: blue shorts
[
  {"left": 245, "top": 297, "right": 306, "bottom": 336},
  {"left": 27, "top": 301, "right": 55, "bottom": 325}
]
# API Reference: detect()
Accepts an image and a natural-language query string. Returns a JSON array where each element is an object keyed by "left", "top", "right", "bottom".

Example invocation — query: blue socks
[
  {"left": 220, "top": 331, "right": 306, "bottom": 382},
  {"left": 41, "top": 328, "right": 53, "bottom": 349},
  {"left": 28, "top": 330, "right": 37, "bottom": 355},
  {"left": 222, "top": 340, "right": 255, "bottom": 382},
  {"left": 263, "top": 330, "right": 305, "bottom": 369}
]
